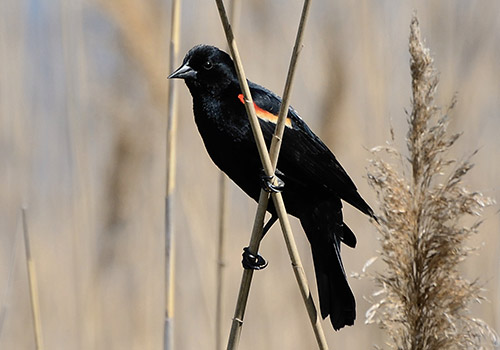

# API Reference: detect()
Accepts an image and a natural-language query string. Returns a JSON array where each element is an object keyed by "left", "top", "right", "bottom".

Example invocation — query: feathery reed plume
[{"left": 366, "top": 15, "right": 498, "bottom": 350}]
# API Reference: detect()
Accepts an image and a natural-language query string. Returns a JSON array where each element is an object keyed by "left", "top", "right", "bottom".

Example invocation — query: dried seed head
[{"left": 366, "top": 14, "right": 498, "bottom": 350}]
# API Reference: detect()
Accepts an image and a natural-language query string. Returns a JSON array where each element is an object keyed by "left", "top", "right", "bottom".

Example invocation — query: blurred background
[{"left": 1, "top": 0, "right": 499, "bottom": 349}]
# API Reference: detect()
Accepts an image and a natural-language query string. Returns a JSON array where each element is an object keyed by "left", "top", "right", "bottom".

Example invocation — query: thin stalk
[
  {"left": 0, "top": 217, "right": 21, "bottom": 340},
  {"left": 270, "top": 0, "right": 309, "bottom": 169},
  {"left": 60, "top": 0, "right": 90, "bottom": 346},
  {"left": 22, "top": 208, "right": 44, "bottom": 350},
  {"left": 214, "top": 0, "right": 327, "bottom": 349},
  {"left": 165, "top": 0, "right": 181, "bottom": 349},
  {"left": 269, "top": 4, "right": 327, "bottom": 345},
  {"left": 216, "top": 172, "right": 227, "bottom": 350},
  {"left": 216, "top": 2, "right": 239, "bottom": 349}
]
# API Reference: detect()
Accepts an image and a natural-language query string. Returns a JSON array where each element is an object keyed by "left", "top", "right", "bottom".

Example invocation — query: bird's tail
[{"left": 300, "top": 201, "right": 355, "bottom": 331}]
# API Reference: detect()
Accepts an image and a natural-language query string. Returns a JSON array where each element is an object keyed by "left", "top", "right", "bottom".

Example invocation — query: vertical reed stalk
[
  {"left": 165, "top": 0, "right": 181, "bottom": 349},
  {"left": 216, "top": 2, "right": 239, "bottom": 348},
  {"left": 0, "top": 218, "right": 21, "bottom": 340},
  {"left": 22, "top": 208, "right": 44, "bottom": 350},
  {"left": 216, "top": 171, "right": 227, "bottom": 350},
  {"left": 214, "top": 0, "right": 327, "bottom": 348},
  {"left": 60, "top": 0, "right": 90, "bottom": 346}
]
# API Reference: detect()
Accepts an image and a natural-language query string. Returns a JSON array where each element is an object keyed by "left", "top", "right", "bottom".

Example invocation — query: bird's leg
[
  {"left": 241, "top": 247, "right": 268, "bottom": 270},
  {"left": 241, "top": 215, "right": 278, "bottom": 270},
  {"left": 242, "top": 168, "right": 282, "bottom": 270},
  {"left": 260, "top": 169, "right": 285, "bottom": 193},
  {"left": 261, "top": 214, "right": 278, "bottom": 239}
]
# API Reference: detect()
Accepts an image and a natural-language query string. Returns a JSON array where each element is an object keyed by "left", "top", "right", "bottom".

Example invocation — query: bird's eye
[{"left": 203, "top": 60, "right": 213, "bottom": 70}]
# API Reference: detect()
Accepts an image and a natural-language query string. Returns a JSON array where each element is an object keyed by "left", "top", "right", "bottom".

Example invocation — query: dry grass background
[{"left": 1, "top": 1, "right": 499, "bottom": 349}]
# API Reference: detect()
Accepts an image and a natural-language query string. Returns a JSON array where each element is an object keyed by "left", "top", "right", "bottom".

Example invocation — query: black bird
[{"left": 169, "top": 45, "right": 375, "bottom": 331}]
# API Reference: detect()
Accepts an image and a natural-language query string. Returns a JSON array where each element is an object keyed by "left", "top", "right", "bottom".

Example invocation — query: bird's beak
[{"left": 168, "top": 63, "right": 196, "bottom": 79}]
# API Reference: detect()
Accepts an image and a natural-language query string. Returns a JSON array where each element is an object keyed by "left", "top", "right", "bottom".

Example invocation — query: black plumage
[{"left": 169, "top": 44, "right": 375, "bottom": 330}]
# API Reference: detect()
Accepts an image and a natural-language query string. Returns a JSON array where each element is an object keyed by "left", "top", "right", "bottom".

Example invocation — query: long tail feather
[{"left": 300, "top": 200, "right": 356, "bottom": 330}]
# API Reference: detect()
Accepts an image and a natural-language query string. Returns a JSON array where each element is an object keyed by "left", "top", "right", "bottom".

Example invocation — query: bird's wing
[
  {"left": 246, "top": 83, "right": 373, "bottom": 216},
  {"left": 247, "top": 83, "right": 356, "bottom": 190}
]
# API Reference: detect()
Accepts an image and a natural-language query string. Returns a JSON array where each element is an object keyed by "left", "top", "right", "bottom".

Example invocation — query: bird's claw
[
  {"left": 242, "top": 247, "right": 268, "bottom": 270},
  {"left": 260, "top": 171, "right": 285, "bottom": 193}
]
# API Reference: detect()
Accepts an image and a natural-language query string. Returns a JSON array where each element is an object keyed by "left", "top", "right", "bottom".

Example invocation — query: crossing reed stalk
[
  {"left": 214, "top": 0, "right": 328, "bottom": 348},
  {"left": 216, "top": 3, "right": 240, "bottom": 348}
]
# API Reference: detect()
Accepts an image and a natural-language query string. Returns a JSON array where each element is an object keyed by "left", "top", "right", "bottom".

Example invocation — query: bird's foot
[
  {"left": 242, "top": 247, "right": 268, "bottom": 270},
  {"left": 260, "top": 170, "right": 285, "bottom": 193}
]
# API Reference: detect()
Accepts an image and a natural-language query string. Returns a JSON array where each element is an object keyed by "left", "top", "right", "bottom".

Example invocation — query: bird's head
[{"left": 168, "top": 45, "right": 237, "bottom": 95}]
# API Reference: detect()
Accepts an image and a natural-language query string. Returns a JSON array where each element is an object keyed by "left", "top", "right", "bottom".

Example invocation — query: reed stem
[
  {"left": 165, "top": 0, "right": 181, "bottom": 348},
  {"left": 22, "top": 208, "right": 44, "bottom": 350},
  {"left": 214, "top": 0, "right": 328, "bottom": 348},
  {"left": 216, "top": 2, "right": 240, "bottom": 347}
]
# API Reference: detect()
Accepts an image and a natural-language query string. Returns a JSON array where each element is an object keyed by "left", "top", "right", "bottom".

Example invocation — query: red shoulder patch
[{"left": 238, "top": 94, "right": 292, "bottom": 127}]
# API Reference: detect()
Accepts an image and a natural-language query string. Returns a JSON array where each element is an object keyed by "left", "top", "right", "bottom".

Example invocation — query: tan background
[{"left": 1, "top": 1, "right": 499, "bottom": 349}]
